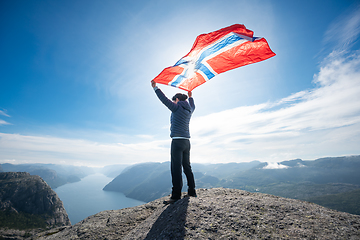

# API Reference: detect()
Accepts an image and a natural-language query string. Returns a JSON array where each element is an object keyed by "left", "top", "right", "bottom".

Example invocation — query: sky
[{"left": 1, "top": 0, "right": 360, "bottom": 167}]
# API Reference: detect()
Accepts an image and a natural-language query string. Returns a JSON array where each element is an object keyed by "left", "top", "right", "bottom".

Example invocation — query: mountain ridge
[
  {"left": 103, "top": 156, "right": 360, "bottom": 215},
  {"left": 0, "top": 163, "right": 94, "bottom": 189}
]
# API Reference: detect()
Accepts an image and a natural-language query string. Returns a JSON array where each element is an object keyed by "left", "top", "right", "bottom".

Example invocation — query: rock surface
[
  {"left": 0, "top": 172, "right": 71, "bottom": 239},
  {"left": 32, "top": 188, "right": 360, "bottom": 239}
]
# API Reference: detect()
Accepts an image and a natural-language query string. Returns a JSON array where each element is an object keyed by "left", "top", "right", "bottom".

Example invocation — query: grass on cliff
[{"left": 0, "top": 210, "right": 47, "bottom": 230}]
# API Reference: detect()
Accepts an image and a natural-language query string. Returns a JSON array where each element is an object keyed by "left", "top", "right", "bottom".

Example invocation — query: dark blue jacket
[{"left": 155, "top": 88, "right": 195, "bottom": 138}]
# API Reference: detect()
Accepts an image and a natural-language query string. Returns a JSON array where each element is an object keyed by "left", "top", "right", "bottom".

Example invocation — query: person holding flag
[
  {"left": 151, "top": 80, "right": 197, "bottom": 204},
  {"left": 150, "top": 24, "right": 275, "bottom": 204}
]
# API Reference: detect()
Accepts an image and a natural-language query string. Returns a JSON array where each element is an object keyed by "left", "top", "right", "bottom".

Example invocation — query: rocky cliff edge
[
  {"left": 0, "top": 172, "right": 71, "bottom": 239},
  {"left": 32, "top": 188, "right": 360, "bottom": 239}
]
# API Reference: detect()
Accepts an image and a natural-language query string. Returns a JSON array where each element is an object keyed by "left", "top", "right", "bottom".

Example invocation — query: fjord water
[{"left": 55, "top": 173, "right": 145, "bottom": 224}]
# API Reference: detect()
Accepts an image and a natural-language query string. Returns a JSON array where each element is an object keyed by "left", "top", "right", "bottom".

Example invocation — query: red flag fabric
[{"left": 152, "top": 24, "right": 276, "bottom": 92}]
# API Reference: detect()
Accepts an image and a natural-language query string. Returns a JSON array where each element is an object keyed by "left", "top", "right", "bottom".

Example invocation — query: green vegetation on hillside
[
  {"left": 250, "top": 183, "right": 360, "bottom": 200},
  {"left": 307, "top": 189, "right": 360, "bottom": 215},
  {"left": 0, "top": 210, "right": 47, "bottom": 230}
]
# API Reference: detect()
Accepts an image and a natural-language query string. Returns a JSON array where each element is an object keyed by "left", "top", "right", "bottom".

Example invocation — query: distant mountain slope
[
  {"left": 103, "top": 156, "right": 360, "bottom": 215},
  {"left": 103, "top": 162, "right": 230, "bottom": 202},
  {"left": 227, "top": 156, "right": 360, "bottom": 190},
  {"left": 100, "top": 164, "right": 130, "bottom": 178},
  {"left": 191, "top": 161, "right": 261, "bottom": 179},
  {"left": 103, "top": 162, "right": 171, "bottom": 202},
  {"left": 32, "top": 188, "right": 360, "bottom": 239},
  {"left": 1, "top": 163, "right": 94, "bottom": 188}
]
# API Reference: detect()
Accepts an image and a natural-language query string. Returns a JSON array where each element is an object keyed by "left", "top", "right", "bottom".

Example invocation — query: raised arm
[
  {"left": 151, "top": 80, "right": 178, "bottom": 112},
  {"left": 187, "top": 91, "right": 195, "bottom": 111}
]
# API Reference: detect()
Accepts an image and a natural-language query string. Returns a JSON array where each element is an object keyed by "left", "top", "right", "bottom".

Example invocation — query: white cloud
[
  {"left": 0, "top": 110, "right": 10, "bottom": 126},
  {"left": 263, "top": 162, "right": 289, "bottom": 169},
  {"left": 0, "top": 110, "right": 10, "bottom": 117},
  {"left": 0, "top": 120, "right": 11, "bottom": 126},
  {"left": 323, "top": 4, "right": 360, "bottom": 51},
  {"left": 0, "top": 132, "right": 170, "bottom": 167}
]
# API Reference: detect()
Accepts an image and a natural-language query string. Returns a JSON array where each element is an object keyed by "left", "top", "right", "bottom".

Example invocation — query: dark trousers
[{"left": 170, "top": 139, "right": 195, "bottom": 199}]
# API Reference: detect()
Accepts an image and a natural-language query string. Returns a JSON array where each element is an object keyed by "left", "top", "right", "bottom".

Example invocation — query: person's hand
[
  {"left": 188, "top": 91, "right": 192, "bottom": 98},
  {"left": 151, "top": 80, "right": 156, "bottom": 88}
]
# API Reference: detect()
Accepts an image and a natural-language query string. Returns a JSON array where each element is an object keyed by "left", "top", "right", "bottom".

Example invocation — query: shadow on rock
[{"left": 144, "top": 197, "right": 189, "bottom": 239}]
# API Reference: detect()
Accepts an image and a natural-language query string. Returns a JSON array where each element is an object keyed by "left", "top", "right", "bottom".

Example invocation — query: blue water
[{"left": 54, "top": 173, "right": 146, "bottom": 224}]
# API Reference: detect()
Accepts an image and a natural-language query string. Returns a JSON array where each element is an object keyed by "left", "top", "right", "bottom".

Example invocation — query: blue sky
[{"left": 1, "top": 0, "right": 360, "bottom": 167}]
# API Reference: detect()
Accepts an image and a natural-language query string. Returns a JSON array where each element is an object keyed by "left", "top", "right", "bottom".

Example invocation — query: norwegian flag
[{"left": 152, "top": 24, "right": 276, "bottom": 92}]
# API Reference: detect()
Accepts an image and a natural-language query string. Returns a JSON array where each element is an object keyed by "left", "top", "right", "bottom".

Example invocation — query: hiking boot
[
  {"left": 185, "top": 189, "right": 197, "bottom": 197},
  {"left": 184, "top": 190, "right": 197, "bottom": 197},
  {"left": 163, "top": 198, "right": 180, "bottom": 204}
]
